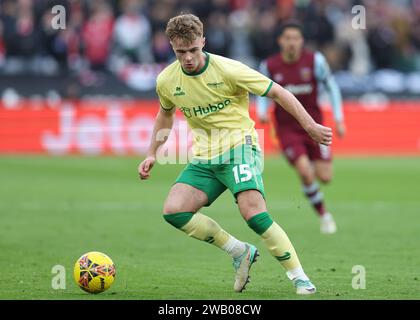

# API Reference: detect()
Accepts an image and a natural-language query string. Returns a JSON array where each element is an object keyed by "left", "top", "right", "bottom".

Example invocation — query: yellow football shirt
[{"left": 156, "top": 52, "right": 273, "bottom": 160}]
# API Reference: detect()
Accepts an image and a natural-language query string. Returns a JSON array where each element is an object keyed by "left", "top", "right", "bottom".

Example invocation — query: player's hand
[
  {"left": 335, "top": 121, "right": 346, "bottom": 138},
  {"left": 138, "top": 156, "right": 156, "bottom": 180},
  {"left": 307, "top": 123, "right": 333, "bottom": 146}
]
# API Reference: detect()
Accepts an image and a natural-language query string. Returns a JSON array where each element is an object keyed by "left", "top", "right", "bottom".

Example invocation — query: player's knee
[
  {"left": 162, "top": 201, "right": 185, "bottom": 215},
  {"left": 243, "top": 202, "right": 262, "bottom": 218},
  {"left": 317, "top": 173, "right": 332, "bottom": 184},
  {"left": 237, "top": 190, "right": 267, "bottom": 220}
]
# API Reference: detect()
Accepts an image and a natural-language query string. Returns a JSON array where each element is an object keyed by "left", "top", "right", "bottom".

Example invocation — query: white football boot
[
  {"left": 293, "top": 278, "right": 317, "bottom": 295},
  {"left": 232, "top": 243, "right": 259, "bottom": 292},
  {"left": 320, "top": 212, "right": 337, "bottom": 234}
]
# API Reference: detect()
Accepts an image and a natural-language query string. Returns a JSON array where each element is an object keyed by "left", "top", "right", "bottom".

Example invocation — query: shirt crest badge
[{"left": 300, "top": 67, "right": 311, "bottom": 81}]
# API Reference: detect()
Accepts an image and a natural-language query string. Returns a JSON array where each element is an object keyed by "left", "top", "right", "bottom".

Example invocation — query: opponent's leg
[
  {"left": 314, "top": 159, "right": 333, "bottom": 184},
  {"left": 237, "top": 190, "right": 316, "bottom": 295},
  {"left": 294, "top": 155, "right": 327, "bottom": 217},
  {"left": 313, "top": 160, "right": 336, "bottom": 234}
]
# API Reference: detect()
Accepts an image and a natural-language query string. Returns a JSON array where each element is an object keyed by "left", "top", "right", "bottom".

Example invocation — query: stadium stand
[{"left": 0, "top": 0, "right": 419, "bottom": 99}]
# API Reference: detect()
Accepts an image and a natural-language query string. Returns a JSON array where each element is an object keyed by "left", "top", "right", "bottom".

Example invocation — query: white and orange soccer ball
[{"left": 73, "top": 251, "right": 116, "bottom": 294}]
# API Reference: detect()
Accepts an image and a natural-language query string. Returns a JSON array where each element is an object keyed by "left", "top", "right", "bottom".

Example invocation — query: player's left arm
[
  {"left": 265, "top": 83, "right": 332, "bottom": 146},
  {"left": 315, "top": 52, "right": 346, "bottom": 138}
]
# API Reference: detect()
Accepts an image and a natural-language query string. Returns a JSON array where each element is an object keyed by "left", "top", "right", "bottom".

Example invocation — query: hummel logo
[
  {"left": 205, "top": 236, "right": 215, "bottom": 244},
  {"left": 275, "top": 252, "right": 291, "bottom": 261},
  {"left": 173, "top": 86, "right": 186, "bottom": 96}
]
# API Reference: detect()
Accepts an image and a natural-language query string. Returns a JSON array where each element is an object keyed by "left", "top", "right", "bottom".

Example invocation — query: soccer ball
[{"left": 73, "top": 251, "right": 116, "bottom": 294}]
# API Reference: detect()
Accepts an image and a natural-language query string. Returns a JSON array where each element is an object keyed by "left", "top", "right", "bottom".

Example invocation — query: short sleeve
[
  {"left": 156, "top": 80, "right": 175, "bottom": 111},
  {"left": 232, "top": 62, "right": 273, "bottom": 97}
]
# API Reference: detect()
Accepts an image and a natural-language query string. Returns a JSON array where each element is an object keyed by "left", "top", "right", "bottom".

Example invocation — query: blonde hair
[{"left": 165, "top": 14, "right": 203, "bottom": 44}]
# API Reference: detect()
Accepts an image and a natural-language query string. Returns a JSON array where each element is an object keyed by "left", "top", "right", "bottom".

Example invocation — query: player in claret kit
[
  {"left": 139, "top": 14, "right": 333, "bottom": 295},
  {"left": 257, "top": 21, "right": 346, "bottom": 234}
]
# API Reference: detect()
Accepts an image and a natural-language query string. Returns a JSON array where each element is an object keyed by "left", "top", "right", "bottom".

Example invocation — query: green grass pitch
[{"left": 0, "top": 155, "right": 419, "bottom": 300}]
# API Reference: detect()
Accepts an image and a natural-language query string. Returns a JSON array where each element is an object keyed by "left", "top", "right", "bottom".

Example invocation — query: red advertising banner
[{"left": 0, "top": 100, "right": 419, "bottom": 156}]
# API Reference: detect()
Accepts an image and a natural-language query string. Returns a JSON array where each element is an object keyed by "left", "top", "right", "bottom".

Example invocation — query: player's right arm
[
  {"left": 138, "top": 107, "right": 176, "bottom": 180},
  {"left": 139, "top": 76, "right": 176, "bottom": 180}
]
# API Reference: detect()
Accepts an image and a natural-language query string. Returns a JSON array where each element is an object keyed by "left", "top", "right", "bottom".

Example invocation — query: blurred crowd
[{"left": 0, "top": 0, "right": 420, "bottom": 78}]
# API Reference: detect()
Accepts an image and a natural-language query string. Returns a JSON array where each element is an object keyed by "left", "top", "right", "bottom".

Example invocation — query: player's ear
[{"left": 202, "top": 36, "right": 206, "bottom": 48}]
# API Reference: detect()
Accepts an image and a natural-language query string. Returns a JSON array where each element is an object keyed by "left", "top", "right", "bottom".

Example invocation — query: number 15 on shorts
[{"left": 232, "top": 164, "right": 253, "bottom": 184}]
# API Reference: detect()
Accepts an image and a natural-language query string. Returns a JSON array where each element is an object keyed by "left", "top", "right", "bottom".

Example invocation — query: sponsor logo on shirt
[
  {"left": 179, "top": 107, "right": 192, "bottom": 118},
  {"left": 179, "top": 99, "right": 231, "bottom": 118},
  {"left": 284, "top": 84, "right": 313, "bottom": 95}
]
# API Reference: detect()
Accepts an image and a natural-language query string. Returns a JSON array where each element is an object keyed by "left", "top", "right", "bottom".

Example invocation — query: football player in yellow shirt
[{"left": 138, "top": 14, "right": 332, "bottom": 295}]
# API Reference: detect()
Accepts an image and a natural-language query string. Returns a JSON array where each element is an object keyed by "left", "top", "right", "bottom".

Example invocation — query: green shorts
[{"left": 175, "top": 144, "right": 265, "bottom": 206}]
